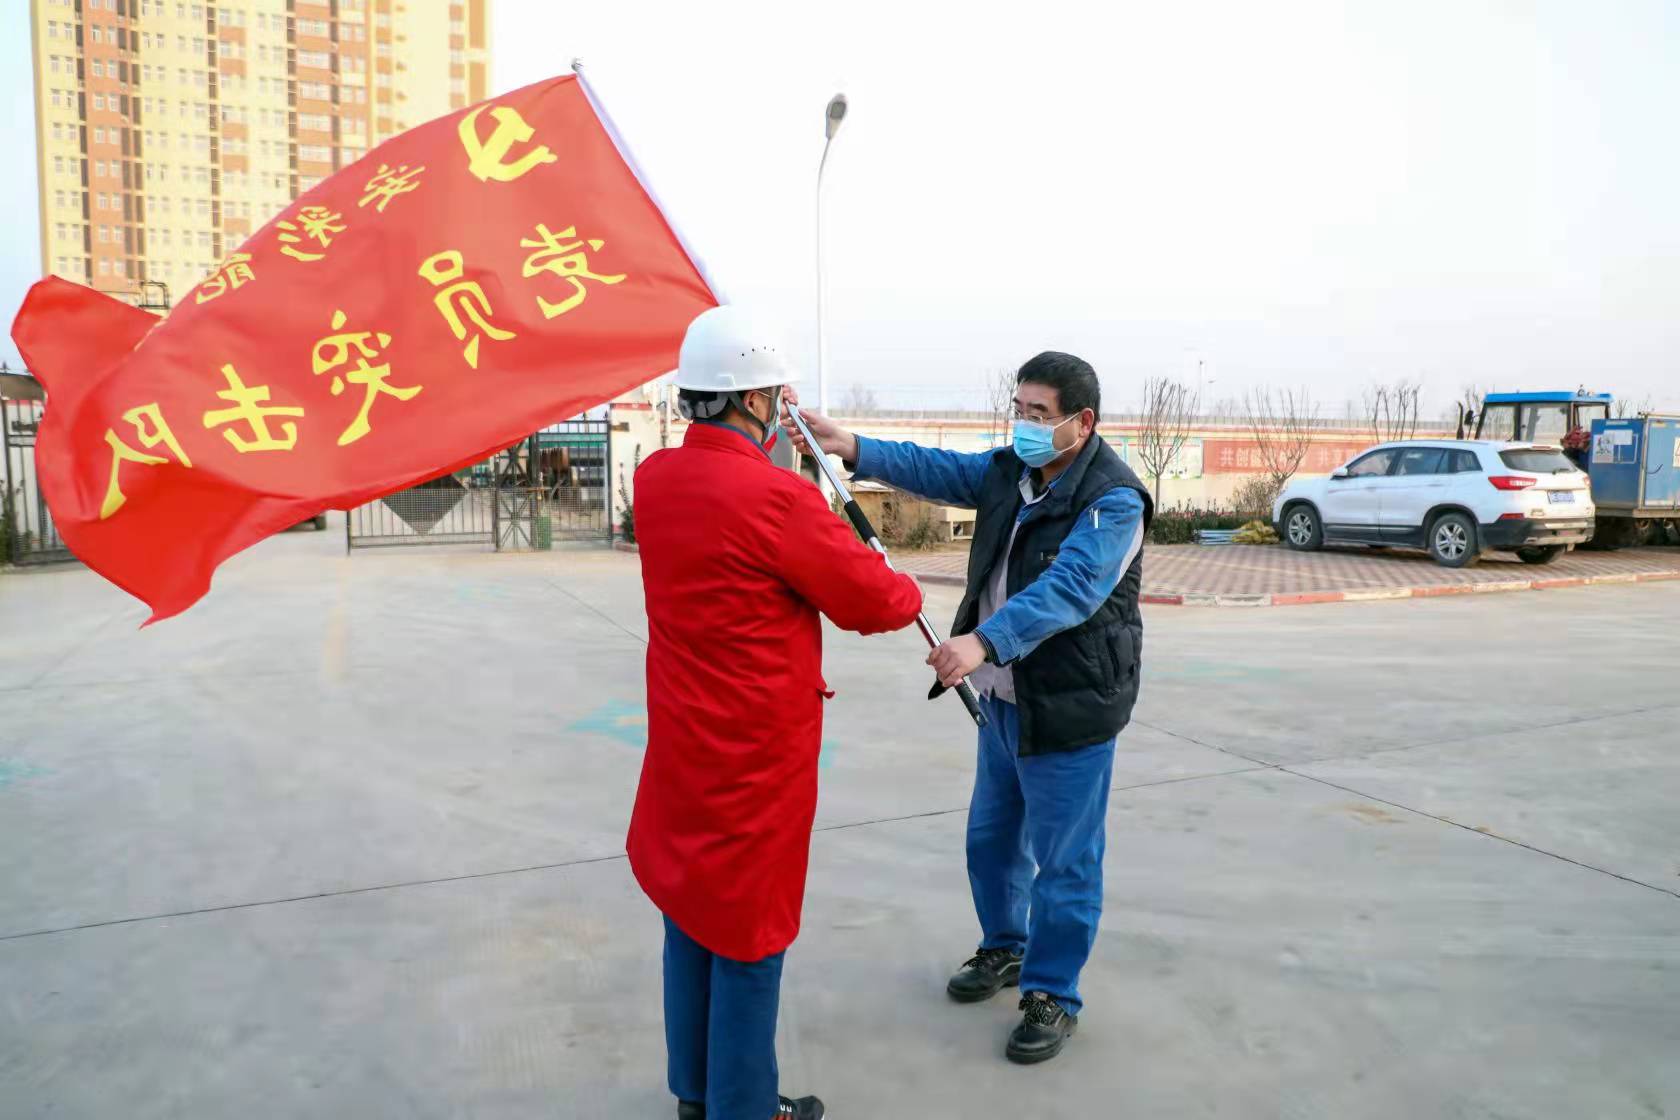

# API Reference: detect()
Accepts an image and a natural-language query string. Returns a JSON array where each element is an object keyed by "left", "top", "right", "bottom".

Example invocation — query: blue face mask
[{"left": 1012, "top": 414, "right": 1078, "bottom": 468}]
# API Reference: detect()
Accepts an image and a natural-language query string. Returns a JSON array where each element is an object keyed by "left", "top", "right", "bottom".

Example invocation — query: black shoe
[
  {"left": 678, "top": 1095, "right": 823, "bottom": 1120},
  {"left": 1006, "top": 991, "right": 1077, "bottom": 1064},
  {"left": 947, "top": 946, "right": 1024, "bottom": 1003}
]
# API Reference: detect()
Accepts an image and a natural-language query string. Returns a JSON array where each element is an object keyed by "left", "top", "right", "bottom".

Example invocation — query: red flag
[{"left": 11, "top": 74, "right": 719, "bottom": 623}]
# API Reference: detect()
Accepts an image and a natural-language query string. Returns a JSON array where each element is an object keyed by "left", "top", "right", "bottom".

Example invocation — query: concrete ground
[{"left": 2, "top": 517, "right": 1677, "bottom": 1119}]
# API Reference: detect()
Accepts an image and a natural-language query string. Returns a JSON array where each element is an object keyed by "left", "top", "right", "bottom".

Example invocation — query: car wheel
[
  {"left": 1516, "top": 545, "right": 1564, "bottom": 565},
  {"left": 1428, "top": 512, "right": 1478, "bottom": 568},
  {"left": 1283, "top": 504, "right": 1323, "bottom": 551},
  {"left": 313, "top": 514, "right": 328, "bottom": 531}
]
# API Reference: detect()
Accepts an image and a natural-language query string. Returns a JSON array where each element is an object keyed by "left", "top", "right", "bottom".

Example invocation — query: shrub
[
  {"left": 884, "top": 505, "right": 945, "bottom": 550},
  {"left": 616, "top": 445, "right": 641, "bottom": 543},
  {"left": 1229, "top": 475, "right": 1284, "bottom": 518},
  {"left": 1, "top": 484, "right": 15, "bottom": 566},
  {"left": 1147, "top": 504, "right": 1250, "bottom": 546}
]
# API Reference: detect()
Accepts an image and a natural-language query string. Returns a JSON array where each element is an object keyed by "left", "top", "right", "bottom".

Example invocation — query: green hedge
[{"left": 1147, "top": 505, "right": 1254, "bottom": 546}]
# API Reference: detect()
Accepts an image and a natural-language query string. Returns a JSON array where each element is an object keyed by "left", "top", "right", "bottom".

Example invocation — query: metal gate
[
  {"left": 345, "top": 420, "right": 612, "bottom": 551},
  {"left": 3, "top": 399, "right": 74, "bottom": 566},
  {"left": 536, "top": 420, "right": 612, "bottom": 541}
]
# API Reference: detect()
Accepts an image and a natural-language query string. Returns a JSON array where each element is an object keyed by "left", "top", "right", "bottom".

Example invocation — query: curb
[{"left": 1135, "top": 568, "right": 1680, "bottom": 609}]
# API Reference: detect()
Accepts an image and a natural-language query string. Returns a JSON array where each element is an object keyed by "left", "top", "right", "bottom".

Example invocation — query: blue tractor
[
  {"left": 1459, "top": 390, "right": 1679, "bottom": 548},
  {"left": 1457, "top": 390, "right": 1612, "bottom": 446}
]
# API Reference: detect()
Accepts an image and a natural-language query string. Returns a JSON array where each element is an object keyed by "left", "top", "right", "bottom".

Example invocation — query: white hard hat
[{"left": 672, "top": 305, "right": 798, "bottom": 392}]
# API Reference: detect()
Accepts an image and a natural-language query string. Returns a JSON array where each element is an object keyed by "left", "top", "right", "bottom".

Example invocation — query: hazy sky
[{"left": 4, "top": 0, "right": 1677, "bottom": 415}]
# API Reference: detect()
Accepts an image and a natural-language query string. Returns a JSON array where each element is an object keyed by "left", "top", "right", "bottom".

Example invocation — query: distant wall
[{"left": 607, "top": 385, "right": 1452, "bottom": 520}]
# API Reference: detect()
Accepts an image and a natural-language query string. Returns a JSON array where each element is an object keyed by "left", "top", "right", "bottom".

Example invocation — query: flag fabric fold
[{"left": 11, "top": 74, "right": 718, "bottom": 622}]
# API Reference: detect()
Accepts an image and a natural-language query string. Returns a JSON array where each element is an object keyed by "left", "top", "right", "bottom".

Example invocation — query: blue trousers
[
  {"left": 968, "top": 694, "right": 1116, "bottom": 1016},
  {"left": 663, "top": 915, "right": 785, "bottom": 1120}
]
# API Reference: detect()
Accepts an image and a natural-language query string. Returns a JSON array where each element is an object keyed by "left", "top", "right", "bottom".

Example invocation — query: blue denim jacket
[{"left": 852, "top": 437, "right": 1145, "bottom": 666}]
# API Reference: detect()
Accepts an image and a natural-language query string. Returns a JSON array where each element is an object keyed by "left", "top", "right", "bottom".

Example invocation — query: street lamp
[{"left": 816, "top": 92, "right": 848, "bottom": 419}]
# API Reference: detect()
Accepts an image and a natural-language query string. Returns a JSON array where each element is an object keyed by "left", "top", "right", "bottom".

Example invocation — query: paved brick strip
[
  {"left": 889, "top": 545, "right": 1680, "bottom": 609},
  {"left": 615, "top": 540, "right": 1680, "bottom": 608}
]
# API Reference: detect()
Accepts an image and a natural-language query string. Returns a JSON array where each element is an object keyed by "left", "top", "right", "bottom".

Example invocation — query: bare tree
[
  {"left": 1613, "top": 394, "right": 1654, "bottom": 419},
  {"left": 1204, "top": 395, "right": 1242, "bottom": 427},
  {"left": 1135, "top": 376, "right": 1198, "bottom": 508},
  {"left": 1449, "top": 382, "right": 1495, "bottom": 431},
  {"left": 1363, "top": 379, "right": 1422, "bottom": 443},
  {"left": 840, "top": 382, "right": 879, "bottom": 414},
  {"left": 984, "top": 367, "right": 1015, "bottom": 449},
  {"left": 1244, "top": 387, "right": 1319, "bottom": 488}
]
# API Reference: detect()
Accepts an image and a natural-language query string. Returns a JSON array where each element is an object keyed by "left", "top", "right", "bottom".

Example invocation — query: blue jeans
[
  {"left": 663, "top": 914, "right": 785, "bottom": 1120},
  {"left": 967, "top": 694, "right": 1116, "bottom": 1016}
]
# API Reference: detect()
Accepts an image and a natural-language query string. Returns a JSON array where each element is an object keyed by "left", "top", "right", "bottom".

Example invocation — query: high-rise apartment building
[{"left": 29, "top": 0, "right": 492, "bottom": 307}]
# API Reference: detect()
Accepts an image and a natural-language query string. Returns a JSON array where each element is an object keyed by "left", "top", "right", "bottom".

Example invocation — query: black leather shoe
[
  {"left": 946, "top": 946, "right": 1024, "bottom": 1003},
  {"left": 678, "top": 1094, "right": 824, "bottom": 1120},
  {"left": 1006, "top": 991, "right": 1077, "bottom": 1064}
]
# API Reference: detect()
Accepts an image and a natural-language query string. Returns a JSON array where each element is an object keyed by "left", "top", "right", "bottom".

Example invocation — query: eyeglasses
[{"left": 1010, "top": 408, "right": 1079, "bottom": 425}]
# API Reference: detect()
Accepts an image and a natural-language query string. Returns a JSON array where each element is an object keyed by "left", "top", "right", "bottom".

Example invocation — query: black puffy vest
[{"left": 953, "top": 435, "right": 1154, "bottom": 755}]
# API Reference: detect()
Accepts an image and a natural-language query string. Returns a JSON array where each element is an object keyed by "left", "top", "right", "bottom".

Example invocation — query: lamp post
[
  {"left": 816, "top": 93, "right": 848, "bottom": 420},
  {"left": 811, "top": 93, "right": 848, "bottom": 495}
]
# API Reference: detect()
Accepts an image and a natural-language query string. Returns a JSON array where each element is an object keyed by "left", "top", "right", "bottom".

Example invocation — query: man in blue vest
[{"left": 786, "top": 351, "right": 1153, "bottom": 1065}]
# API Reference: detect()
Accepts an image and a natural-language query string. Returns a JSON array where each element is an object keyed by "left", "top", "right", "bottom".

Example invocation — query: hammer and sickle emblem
[{"left": 458, "top": 105, "right": 559, "bottom": 183}]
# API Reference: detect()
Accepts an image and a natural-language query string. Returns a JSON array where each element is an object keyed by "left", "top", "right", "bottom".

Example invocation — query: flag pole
[{"left": 786, "top": 403, "right": 988, "bottom": 729}]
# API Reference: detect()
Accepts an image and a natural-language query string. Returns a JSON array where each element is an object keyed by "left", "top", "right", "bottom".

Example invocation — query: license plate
[{"left": 1548, "top": 490, "right": 1575, "bottom": 504}]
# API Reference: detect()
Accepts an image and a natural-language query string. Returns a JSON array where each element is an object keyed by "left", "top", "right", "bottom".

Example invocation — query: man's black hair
[{"left": 1016, "top": 351, "right": 1100, "bottom": 418}]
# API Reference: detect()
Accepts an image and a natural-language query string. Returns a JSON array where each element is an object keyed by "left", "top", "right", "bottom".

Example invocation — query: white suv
[{"left": 1272, "top": 440, "right": 1595, "bottom": 567}]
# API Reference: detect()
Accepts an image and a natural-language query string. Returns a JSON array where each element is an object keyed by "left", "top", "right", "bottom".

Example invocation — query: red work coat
[{"left": 628, "top": 421, "right": 923, "bottom": 961}]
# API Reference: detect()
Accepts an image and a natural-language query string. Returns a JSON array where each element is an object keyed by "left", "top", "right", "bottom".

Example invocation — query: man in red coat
[{"left": 628, "top": 306, "right": 924, "bottom": 1120}]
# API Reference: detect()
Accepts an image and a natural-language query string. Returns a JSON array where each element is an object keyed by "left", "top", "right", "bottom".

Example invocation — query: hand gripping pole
[{"left": 785, "top": 404, "right": 987, "bottom": 729}]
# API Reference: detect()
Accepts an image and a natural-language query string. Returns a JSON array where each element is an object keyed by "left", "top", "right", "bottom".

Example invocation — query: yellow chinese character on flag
[
  {"left": 312, "top": 310, "right": 422, "bottom": 446},
  {"left": 277, "top": 206, "right": 348, "bottom": 262},
  {"left": 418, "top": 250, "right": 517, "bottom": 369},
  {"left": 195, "top": 252, "right": 255, "bottom": 304},
  {"left": 202, "top": 364, "right": 305, "bottom": 453},
  {"left": 101, "top": 403, "right": 192, "bottom": 520},
  {"left": 520, "top": 223, "right": 627, "bottom": 319},
  {"left": 359, "top": 163, "right": 425, "bottom": 213}
]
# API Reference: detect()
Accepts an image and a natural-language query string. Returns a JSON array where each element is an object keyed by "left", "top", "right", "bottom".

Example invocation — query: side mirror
[{"left": 1330, "top": 467, "right": 1350, "bottom": 480}]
